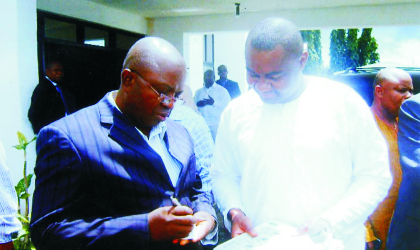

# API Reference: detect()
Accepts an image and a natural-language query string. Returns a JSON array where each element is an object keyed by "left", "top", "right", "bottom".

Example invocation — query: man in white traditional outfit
[
  {"left": 194, "top": 70, "right": 231, "bottom": 140},
  {"left": 210, "top": 17, "right": 392, "bottom": 250}
]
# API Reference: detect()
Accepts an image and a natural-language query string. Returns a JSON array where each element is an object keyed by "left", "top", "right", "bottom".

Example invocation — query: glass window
[
  {"left": 45, "top": 18, "right": 77, "bottom": 42},
  {"left": 85, "top": 27, "right": 109, "bottom": 47},
  {"left": 117, "top": 34, "right": 139, "bottom": 50}
]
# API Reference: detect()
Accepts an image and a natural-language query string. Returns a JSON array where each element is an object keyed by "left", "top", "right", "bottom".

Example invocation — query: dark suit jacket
[
  {"left": 387, "top": 94, "right": 420, "bottom": 249},
  {"left": 30, "top": 93, "right": 216, "bottom": 250},
  {"left": 28, "top": 77, "right": 77, "bottom": 134},
  {"left": 216, "top": 79, "right": 241, "bottom": 99}
]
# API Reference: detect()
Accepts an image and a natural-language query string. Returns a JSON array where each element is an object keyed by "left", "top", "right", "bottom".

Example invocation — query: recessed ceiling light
[{"left": 162, "top": 8, "right": 203, "bottom": 13}]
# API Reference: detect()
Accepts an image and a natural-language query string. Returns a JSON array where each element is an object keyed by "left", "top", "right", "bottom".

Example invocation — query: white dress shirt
[
  {"left": 108, "top": 92, "right": 181, "bottom": 187},
  {"left": 194, "top": 83, "right": 231, "bottom": 127},
  {"left": 211, "top": 76, "right": 392, "bottom": 250}
]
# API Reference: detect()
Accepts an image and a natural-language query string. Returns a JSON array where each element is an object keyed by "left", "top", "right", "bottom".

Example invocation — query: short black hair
[
  {"left": 217, "top": 65, "right": 227, "bottom": 71},
  {"left": 204, "top": 69, "right": 214, "bottom": 77},
  {"left": 246, "top": 17, "right": 303, "bottom": 59},
  {"left": 45, "top": 60, "right": 62, "bottom": 70}
]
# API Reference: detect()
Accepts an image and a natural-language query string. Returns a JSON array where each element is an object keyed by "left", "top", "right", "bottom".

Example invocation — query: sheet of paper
[
  {"left": 182, "top": 224, "right": 197, "bottom": 240},
  {"left": 214, "top": 221, "right": 322, "bottom": 250}
]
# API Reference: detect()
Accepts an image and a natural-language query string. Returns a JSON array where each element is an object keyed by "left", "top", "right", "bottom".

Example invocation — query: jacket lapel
[{"left": 98, "top": 93, "right": 172, "bottom": 184}]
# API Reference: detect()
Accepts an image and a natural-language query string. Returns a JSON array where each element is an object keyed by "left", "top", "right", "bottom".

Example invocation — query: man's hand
[
  {"left": 191, "top": 211, "right": 216, "bottom": 242},
  {"left": 172, "top": 211, "right": 216, "bottom": 245},
  {"left": 366, "top": 239, "right": 381, "bottom": 250},
  {"left": 229, "top": 208, "right": 258, "bottom": 238},
  {"left": 295, "top": 218, "right": 330, "bottom": 243},
  {"left": 148, "top": 206, "right": 198, "bottom": 242},
  {"left": 196, "top": 96, "right": 214, "bottom": 107}
]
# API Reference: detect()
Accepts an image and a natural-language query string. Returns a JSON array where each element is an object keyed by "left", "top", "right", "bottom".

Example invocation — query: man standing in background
[
  {"left": 194, "top": 70, "right": 231, "bottom": 140},
  {"left": 28, "top": 60, "right": 77, "bottom": 134},
  {"left": 216, "top": 65, "right": 241, "bottom": 99},
  {"left": 366, "top": 68, "right": 413, "bottom": 250}
]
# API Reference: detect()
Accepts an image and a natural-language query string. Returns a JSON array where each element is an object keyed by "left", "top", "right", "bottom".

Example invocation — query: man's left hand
[{"left": 172, "top": 211, "right": 216, "bottom": 246}]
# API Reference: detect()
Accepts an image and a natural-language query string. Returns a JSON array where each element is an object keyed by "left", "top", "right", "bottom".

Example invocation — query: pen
[{"left": 170, "top": 195, "right": 182, "bottom": 206}]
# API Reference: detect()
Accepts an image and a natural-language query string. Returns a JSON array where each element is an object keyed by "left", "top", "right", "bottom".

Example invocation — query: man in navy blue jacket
[
  {"left": 30, "top": 37, "right": 217, "bottom": 250},
  {"left": 216, "top": 65, "right": 241, "bottom": 99}
]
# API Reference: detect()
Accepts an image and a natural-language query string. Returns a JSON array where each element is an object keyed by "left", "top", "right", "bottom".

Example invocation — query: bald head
[
  {"left": 373, "top": 68, "right": 412, "bottom": 89},
  {"left": 372, "top": 67, "right": 413, "bottom": 120},
  {"left": 122, "top": 37, "right": 185, "bottom": 79},
  {"left": 116, "top": 37, "right": 186, "bottom": 136},
  {"left": 246, "top": 17, "right": 304, "bottom": 59}
]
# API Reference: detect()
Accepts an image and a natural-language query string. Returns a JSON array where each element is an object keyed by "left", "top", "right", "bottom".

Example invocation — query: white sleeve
[
  {"left": 193, "top": 89, "right": 200, "bottom": 103},
  {"left": 214, "top": 88, "right": 231, "bottom": 110},
  {"left": 210, "top": 105, "right": 244, "bottom": 232},
  {"left": 0, "top": 141, "right": 21, "bottom": 243},
  {"left": 321, "top": 90, "right": 392, "bottom": 239}
]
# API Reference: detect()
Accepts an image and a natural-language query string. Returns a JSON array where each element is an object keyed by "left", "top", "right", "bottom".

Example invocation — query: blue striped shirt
[
  {"left": 170, "top": 101, "right": 215, "bottom": 205},
  {"left": 0, "top": 141, "right": 21, "bottom": 243}
]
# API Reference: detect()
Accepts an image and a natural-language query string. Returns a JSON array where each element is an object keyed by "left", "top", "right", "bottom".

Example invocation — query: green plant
[{"left": 12, "top": 131, "right": 36, "bottom": 250}]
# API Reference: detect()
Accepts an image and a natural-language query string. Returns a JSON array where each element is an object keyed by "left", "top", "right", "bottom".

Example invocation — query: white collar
[
  {"left": 46, "top": 76, "right": 58, "bottom": 87},
  {"left": 107, "top": 91, "right": 166, "bottom": 140}
]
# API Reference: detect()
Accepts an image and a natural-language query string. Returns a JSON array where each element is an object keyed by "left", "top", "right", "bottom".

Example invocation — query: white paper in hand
[
  {"left": 215, "top": 221, "right": 343, "bottom": 250},
  {"left": 182, "top": 224, "right": 197, "bottom": 240}
]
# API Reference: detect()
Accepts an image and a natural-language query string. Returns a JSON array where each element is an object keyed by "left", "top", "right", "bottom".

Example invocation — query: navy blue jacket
[
  {"left": 28, "top": 77, "right": 77, "bottom": 134},
  {"left": 387, "top": 94, "right": 420, "bottom": 249},
  {"left": 216, "top": 79, "right": 241, "bottom": 99},
  {"left": 30, "top": 93, "right": 215, "bottom": 250}
]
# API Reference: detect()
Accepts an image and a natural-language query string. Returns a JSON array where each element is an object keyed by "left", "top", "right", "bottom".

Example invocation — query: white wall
[
  {"left": 152, "top": 3, "right": 420, "bottom": 54},
  {"left": 183, "top": 32, "right": 249, "bottom": 96},
  {"left": 184, "top": 33, "right": 204, "bottom": 94},
  {"left": 152, "top": 3, "right": 420, "bottom": 94},
  {"left": 0, "top": 0, "right": 38, "bottom": 193},
  {"left": 37, "top": 0, "right": 148, "bottom": 34},
  {"left": 214, "top": 32, "right": 249, "bottom": 94},
  {"left": 0, "top": 0, "right": 147, "bottom": 197}
]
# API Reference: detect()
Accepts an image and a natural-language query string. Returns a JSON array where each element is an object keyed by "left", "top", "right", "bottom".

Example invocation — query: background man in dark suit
[
  {"left": 387, "top": 93, "right": 420, "bottom": 249},
  {"left": 28, "top": 60, "right": 77, "bottom": 134},
  {"left": 216, "top": 65, "right": 241, "bottom": 99},
  {"left": 30, "top": 37, "right": 217, "bottom": 250}
]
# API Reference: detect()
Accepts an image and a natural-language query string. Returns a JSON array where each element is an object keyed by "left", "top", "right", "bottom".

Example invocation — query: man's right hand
[
  {"left": 229, "top": 208, "right": 258, "bottom": 238},
  {"left": 196, "top": 96, "right": 214, "bottom": 107},
  {"left": 148, "top": 206, "right": 199, "bottom": 241}
]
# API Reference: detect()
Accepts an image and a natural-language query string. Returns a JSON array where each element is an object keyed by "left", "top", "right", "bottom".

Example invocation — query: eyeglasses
[{"left": 128, "top": 69, "right": 177, "bottom": 105}]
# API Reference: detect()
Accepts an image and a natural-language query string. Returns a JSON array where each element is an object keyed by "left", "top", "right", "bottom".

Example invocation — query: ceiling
[{"left": 89, "top": 0, "right": 420, "bottom": 18}]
